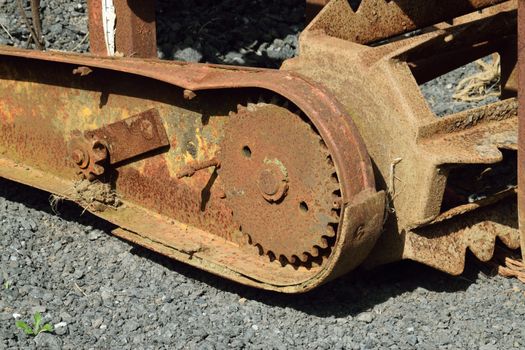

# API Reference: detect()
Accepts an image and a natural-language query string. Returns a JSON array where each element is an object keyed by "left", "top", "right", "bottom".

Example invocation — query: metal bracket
[{"left": 70, "top": 108, "right": 169, "bottom": 180}]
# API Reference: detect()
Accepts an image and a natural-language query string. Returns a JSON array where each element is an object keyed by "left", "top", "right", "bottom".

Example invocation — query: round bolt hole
[
  {"left": 299, "top": 201, "right": 309, "bottom": 213},
  {"left": 242, "top": 146, "right": 252, "bottom": 158}
]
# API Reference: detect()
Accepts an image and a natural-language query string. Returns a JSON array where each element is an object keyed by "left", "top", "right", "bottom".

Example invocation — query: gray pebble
[
  {"left": 356, "top": 312, "right": 375, "bottom": 323},
  {"left": 172, "top": 47, "right": 203, "bottom": 62},
  {"left": 34, "top": 332, "right": 62, "bottom": 350}
]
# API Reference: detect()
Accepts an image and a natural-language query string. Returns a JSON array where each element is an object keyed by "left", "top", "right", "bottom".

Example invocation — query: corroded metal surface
[
  {"left": 0, "top": 46, "right": 375, "bottom": 203},
  {"left": 219, "top": 103, "right": 340, "bottom": 264},
  {"left": 69, "top": 108, "right": 170, "bottom": 180},
  {"left": 114, "top": 0, "right": 157, "bottom": 58},
  {"left": 87, "top": 0, "right": 157, "bottom": 57},
  {"left": 405, "top": 199, "right": 520, "bottom": 275},
  {"left": 86, "top": 0, "right": 106, "bottom": 55},
  {"left": 307, "top": 0, "right": 510, "bottom": 44},
  {"left": 0, "top": 46, "right": 384, "bottom": 292},
  {"left": 287, "top": 1, "right": 519, "bottom": 274},
  {"left": 84, "top": 108, "right": 169, "bottom": 165},
  {"left": 1, "top": 1, "right": 521, "bottom": 290}
]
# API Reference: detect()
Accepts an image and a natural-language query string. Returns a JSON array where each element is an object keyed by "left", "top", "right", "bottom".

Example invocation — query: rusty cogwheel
[{"left": 219, "top": 102, "right": 341, "bottom": 264}]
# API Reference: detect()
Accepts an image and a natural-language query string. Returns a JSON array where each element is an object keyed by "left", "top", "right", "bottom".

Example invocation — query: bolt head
[
  {"left": 257, "top": 166, "right": 288, "bottom": 202},
  {"left": 72, "top": 149, "right": 89, "bottom": 168},
  {"left": 258, "top": 169, "right": 280, "bottom": 196}
]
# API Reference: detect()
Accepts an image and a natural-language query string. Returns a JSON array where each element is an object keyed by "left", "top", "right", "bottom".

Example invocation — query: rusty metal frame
[
  {"left": 0, "top": 46, "right": 385, "bottom": 292},
  {"left": 287, "top": 1, "right": 520, "bottom": 274},
  {"left": 0, "top": 0, "right": 523, "bottom": 291},
  {"left": 87, "top": 0, "right": 157, "bottom": 57},
  {"left": 306, "top": 0, "right": 509, "bottom": 44}
]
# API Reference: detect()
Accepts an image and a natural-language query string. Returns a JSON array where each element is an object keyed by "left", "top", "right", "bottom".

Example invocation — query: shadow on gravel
[
  {"left": 156, "top": 0, "right": 305, "bottom": 68},
  {"left": 0, "top": 177, "right": 485, "bottom": 317},
  {"left": 131, "top": 244, "right": 484, "bottom": 317},
  {"left": 0, "top": 178, "right": 116, "bottom": 234}
]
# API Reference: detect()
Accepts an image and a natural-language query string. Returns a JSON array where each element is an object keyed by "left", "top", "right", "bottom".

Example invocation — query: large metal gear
[{"left": 218, "top": 102, "right": 341, "bottom": 264}]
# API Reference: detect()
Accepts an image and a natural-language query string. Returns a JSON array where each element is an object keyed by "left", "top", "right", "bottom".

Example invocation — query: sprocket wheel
[{"left": 219, "top": 102, "right": 341, "bottom": 265}]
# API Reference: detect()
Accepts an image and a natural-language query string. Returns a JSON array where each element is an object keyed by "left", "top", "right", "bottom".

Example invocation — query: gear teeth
[
  {"left": 300, "top": 252, "right": 311, "bottom": 263},
  {"left": 279, "top": 255, "right": 289, "bottom": 266},
  {"left": 311, "top": 258, "right": 323, "bottom": 268},
  {"left": 319, "top": 237, "right": 329, "bottom": 249},
  {"left": 311, "top": 246, "right": 320, "bottom": 257},
  {"left": 327, "top": 213, "right": 340, "bottom": 223},
  {"left": 326, "top": 224, "right": 337, "bottom": 238},
  {"left": 247, "top": 103, "right": 257, "bottom": 112},
  {"left": 237, "top": 104, "right": 247, "bottom": 112}
]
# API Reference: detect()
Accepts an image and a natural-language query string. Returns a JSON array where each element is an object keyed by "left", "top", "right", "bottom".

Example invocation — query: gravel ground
[
  {"left": 0, "top": 0, "right": 89, "bottom": 52},
  {"left": 1, "top": 179, "right": 524, "bottom": 350},
  {"left": 0, "top": 1, "right": 521, "bottom": 349},
  {"left": 0, "top": 0, "right": 303, "bottom": 68},
  {"left": 420, "top": 56, "right": 501, "bottom": 117}
]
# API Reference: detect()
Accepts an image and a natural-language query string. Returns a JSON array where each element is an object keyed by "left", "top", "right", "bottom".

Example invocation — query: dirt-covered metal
[
  {"left": 0, "top": 46, "right": 384, "bottom": 292},
  {"left": 0, "top": 0, "right": 523, "bottom": 291},
  {"left": 285, "top": 0, "right": 519, "bottom": 275},
  {"left": 307, "top": 0, "right": 509, "bottom": 44}
]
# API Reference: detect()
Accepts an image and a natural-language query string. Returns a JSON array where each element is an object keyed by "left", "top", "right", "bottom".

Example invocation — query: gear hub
[{"left": 257, "top": 160, "right": 288, "bottom": 202}]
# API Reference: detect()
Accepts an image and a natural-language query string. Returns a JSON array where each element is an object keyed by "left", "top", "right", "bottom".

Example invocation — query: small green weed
[
  {"left": 15, "top": 312, "right": 54, "bottom": 336},
  {"left": 3, "top": 280, "right": 10, "bottom": 290}
]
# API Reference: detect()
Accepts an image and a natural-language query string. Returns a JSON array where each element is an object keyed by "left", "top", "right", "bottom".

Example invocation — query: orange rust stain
[{"left": 117, "top": 156, "right": 236, "bottom": 240}]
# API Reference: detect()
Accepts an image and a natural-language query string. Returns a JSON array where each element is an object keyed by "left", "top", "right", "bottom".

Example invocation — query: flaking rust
[
  {"left": 0, "top": 0, "right": 523, "bottom": 291},
  {"left": 286, "top": 0, "right": 521, "bottom": 276},
  {"left": 0, "top": 44, "right": 382, "bottom": 292}
]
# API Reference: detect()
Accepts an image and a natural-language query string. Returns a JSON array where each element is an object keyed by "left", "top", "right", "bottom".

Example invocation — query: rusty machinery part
[
  {"left": 286, "top": 1, "right": 521, "bottom": 275},
  {"left": 0, "top": 46, "right": 384, "bottom": 292},
  {"left": 306, "top": 0, "right": 509, "bottom": 45},
  {"left": 69, "top": 109, "right": 170, "bottom": 180},
  {"left": 69, "top": 135, "right": 109, "bottom": 181},
  {"left": 219, "top": 101, "right": 341, "bottom": 266}
]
